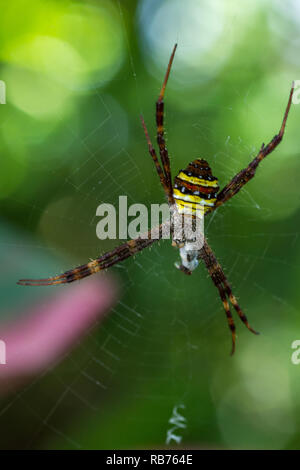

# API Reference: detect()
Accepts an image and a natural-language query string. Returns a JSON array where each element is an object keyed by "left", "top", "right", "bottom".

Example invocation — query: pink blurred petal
[{"left": 0, "top": 276, "right": 117, "bottom": 380}]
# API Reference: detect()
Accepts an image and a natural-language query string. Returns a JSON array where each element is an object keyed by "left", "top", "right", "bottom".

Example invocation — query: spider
[{"left": 18, "top": 44, "right": 294, "bottom": 354}]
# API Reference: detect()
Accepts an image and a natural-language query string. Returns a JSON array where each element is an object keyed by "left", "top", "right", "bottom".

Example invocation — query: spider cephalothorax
[{"left": 18, "top": 44, "right": 294, "bottom": 355}]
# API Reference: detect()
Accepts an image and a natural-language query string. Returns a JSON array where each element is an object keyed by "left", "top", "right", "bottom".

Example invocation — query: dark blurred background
[{"left": 0, "top": 0, "right": 300, "bottom": 450}]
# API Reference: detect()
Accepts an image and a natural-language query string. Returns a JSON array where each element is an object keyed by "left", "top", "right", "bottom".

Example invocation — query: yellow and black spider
[{"left": 18, "top": 44, "right": 294, "bottom": 354}]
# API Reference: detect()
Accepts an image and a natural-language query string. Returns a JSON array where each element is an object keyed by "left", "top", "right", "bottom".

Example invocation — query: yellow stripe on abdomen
[
  {"left": 173, "top": 188, "right": 216, "bottom": 205},
  {"left": 177, "top": 171, "right": 218, "bottom": 188},
  {"left": 175, "top": 199, "right": 214, "bottom": 215}
]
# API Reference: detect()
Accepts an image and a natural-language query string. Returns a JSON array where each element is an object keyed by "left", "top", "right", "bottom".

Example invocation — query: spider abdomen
[{"left": 173, "top": 159, "right": 219, "bottom": 216}]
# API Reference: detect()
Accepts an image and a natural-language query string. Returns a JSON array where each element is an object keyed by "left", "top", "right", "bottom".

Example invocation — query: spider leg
[
  {"left": 222, "top": 279, "right": 259, "bottom": 335},
  {"left": 17, "top": 224, "right": 167, "bottom": 286},
  {"left": 140, "top": 115, "right": 173, "bottom": 205},
  {"left": 156, "top": 44, "right": 177, "bottom": 195},
  {"left": 216, "top": 283, "right": 236, "bottom": 355},
  {"left": 17, "top": 250, "right": 136, "bottom": 286},
  {"left": 198, "top": 237, "right": 258, "bottom": 354},
  {"left": 140, "top": 44, "right": 177, "bottom": 206},
  {"left": 216, "top": 83, "right": 294, "bottom": 209},
  {"left": 174, "top": 263, "right": 192, "bottom": 275}
]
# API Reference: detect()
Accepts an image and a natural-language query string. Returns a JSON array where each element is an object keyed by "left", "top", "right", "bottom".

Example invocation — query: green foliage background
[{"left": 0, "top": 0, "right": 300, "bottom": 449}]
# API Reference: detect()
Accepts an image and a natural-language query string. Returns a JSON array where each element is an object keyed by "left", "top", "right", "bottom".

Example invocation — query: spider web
[{"left": 0, "top": 0, "right": 300, "bottom": 451}]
